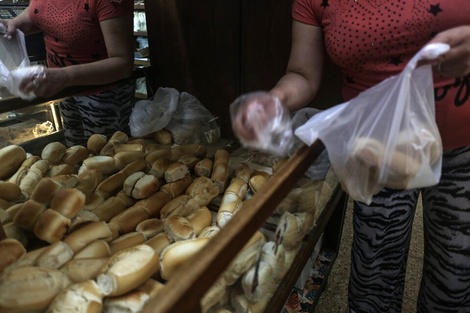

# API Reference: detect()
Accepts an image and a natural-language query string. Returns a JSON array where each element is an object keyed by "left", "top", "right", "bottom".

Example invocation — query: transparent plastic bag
[
  {"left": 230, "top": 91, "right": 294, "bottom": 156},
  {"left": 295, "top": 43, "right": 449, "bottom": 204},
  {"left": 0, "top": 26, "right": 45, "bottom": 100}
]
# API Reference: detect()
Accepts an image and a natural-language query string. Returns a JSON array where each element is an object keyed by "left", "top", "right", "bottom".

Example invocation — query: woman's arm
[
  {"left": 0, "top": 7, "right": 42, "bottom": 38},
  {"left": 270, "top": 20, "right": 325, "bottom": 112},
  {"left": 28, "top": 14, "right": 134, "bottom": 98}
]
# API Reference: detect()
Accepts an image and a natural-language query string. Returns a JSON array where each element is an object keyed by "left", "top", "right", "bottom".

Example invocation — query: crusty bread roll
[
  {"left": 80, "top": 155, "right": 117, "bottom": 175},
  {"left": 144, "top": 232, "right": 171, "bottom": 255},
  {"left": 3, "top": 245, "right": 48, "bottom": 272},
  {"left": 90, "top": 192, "right": 133, "bottom": 222},
  {"left": 194, "top": 158, "right": 213, "bottom": 177},
  {"left": 0, "top": 238, "right": 26, "bottom": 275},
  {"left": 114, "top": 143, "right": 145, "bottom": 154},
  {"left": 60, "top": 257, "right": 109, "bottom": 283},
  {"left": 87, "top": 134, "right": 108, "bottom": 155},
  {"left": 96, "top": 244, "right": 159, "bottom": 296},
  {"left": 216, "top": 192, "right": 244, "bottom": 229},
  {"left": 73, "top": 239, "right": 111, "bottom": 259},
  {"left": 200, "top": 276, "right": 229, "bottom": 313},
  {"left": 109, "top": 232, "right": 146, "bottom": 255},
  {"left": 175, "top": 144, "right": 207, "bottom": 159},
  {"left": 63, "top": 221, "right": 113, "bottom": 253},
  {"left": 248, "top": 174, "right": 268, "bottom": 194},
  {"left": 160, "top": 194, "right": 200, "bottom": 219},
  {"left": 211, "top": 149, "right": 230, "bottom": 194},
  {"left": 62, "top": 145, "right": 90, "bottom": 166},
  {"left": 177, "top": 154, "right": 201, "bottom": 170},
  {"left": 187, "top": 206, "right": 213, "bottom": 236},
  {"left": 2, "top": 222, "right": 28, "bottom": 247},
  {"left": 241, "top": 261, "right": 275, "bottom": 302},
  {"left": 160, "top": 174, "right": 193, "bottom": 200},
  {"left": 350, "top": 136, "right": 385, "bottom": 174},
  {"left": 75, "top": 170, "right": 103, "bottom": 195},
  {"left": 149, "top": 157, "right": 171, "bottom": 179},
  {"left": 164, "top": 161, "right": 189, "bottom": 183},
  {"left": 234, "top": 162, "right": 252, "bottom": 183},
  {"left": 96, "top": 159, "right": 147, "bottom": 198},
  {"left": 7, "top": 155, "right": 39, "bottom": 185},
  {"left": 13, "top": 199, "right": 46, "bottom": 231},
  {"left": 0, "top": 181, "right": 21, "bottom": 202},
  {"left": 136, "top": 218, "right": 165, "bottom": 240},
  {"left": 198, "top": 225, "right": 221, "bottom": 239},
  {"left": 124, "top": 171, "right": 146, "bottom": 196},
  {"left": 114, "top": 151, "right": 145, "bottom": 170},
  {"left": 275, "top": 212, "right": 304, "bottom": 251},
  {"left": 129, "top": 173, "right": 160, "bottom": 200},
  {"left": 0, "top": 144, "right": 27, "bottom": 180},
  {"left": 34, "top": 208, "right": 71, "bottom": 244},
  {"left": 144, "top": 147, "right": 172, "bottom": 165},
  {"left": 385, "top": 149, "right": 421, "bottom": 188},
  {"left": 30, "top": 177, "right": 63, "bottom": 204},
  {"left": 47, "top": 163, "right": 77, "bottom": 177},
  {"left": 41, "top": 141, "right": 67, "bottom": 164},
  {"left": 35, "top": 240, "right": 74, "bottom": 269},
  {"left": 108, "top": 205, "right": 152, "bottom": 235},
  {"left": 159, "top": 237, "right": 210, "bottom": 280},
  {"left": 50, "top": 187, "right": 86, "bottom": 219},
  {"left": 164, "top": 215, "right": 196, "bottom": 242},
  {"left": 68, "top": 209, "right": 100, "bottom": 234},
  {"left": 45, "top": 279, "right": 104, "bottom": 313},
  {"left": 186, "top": 176, "right": 220, "bottom": 206},
  {"left": 0, "top": 266, "right": 72, "bottom": 313},
  {"left": 153, "top": 129, "right": 172, "bottom": 145}
]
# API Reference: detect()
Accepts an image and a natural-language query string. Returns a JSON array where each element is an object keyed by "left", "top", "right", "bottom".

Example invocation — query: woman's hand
[
  {"left": 420, "top": 25, "right": 470, "bottom": 77},
  {"left": 0, "top": 18, "right": 18, "bottom": 40},
  {"left": 19, "top": 68, "right": 68, "bottom": 99}
]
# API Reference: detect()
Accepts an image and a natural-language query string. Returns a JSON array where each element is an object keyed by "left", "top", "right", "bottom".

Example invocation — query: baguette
[
  {"left": 96, "top": 244, "right": 159, "bottom": 296},
  {"left": 0, "top": 266, "right": 72, "bottom": 313}
]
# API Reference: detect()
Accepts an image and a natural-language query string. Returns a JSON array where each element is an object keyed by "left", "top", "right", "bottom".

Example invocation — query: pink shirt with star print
[
  {"left": 28, "top": 0, "right": 132, "bottom": 68},
  {"left": 293, "top": 0, "right": 470, "bottom": 150}
]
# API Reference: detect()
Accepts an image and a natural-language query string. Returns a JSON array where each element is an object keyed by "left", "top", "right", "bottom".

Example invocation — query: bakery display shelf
[
  {"left": 141, "top": 140, "right": 339, "bottom": 313},
  {"left": 268, "top": 184, "right": 347, "bottom": 313}
]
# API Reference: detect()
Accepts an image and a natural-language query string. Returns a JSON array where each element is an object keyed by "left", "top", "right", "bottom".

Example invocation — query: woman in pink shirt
[
  {"left": 233, "top": 1, "right": 470, "bottom": 312},
  {"left": 1, "top": 0, "right": 135, "bottom": 146}
]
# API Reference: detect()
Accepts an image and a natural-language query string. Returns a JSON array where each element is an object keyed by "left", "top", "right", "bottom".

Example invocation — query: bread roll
[
  {"left": 108, "top": 205, "right": 151, "bottom": 235},
  {"left": 30, "top": 177, "right": 63, "bottom": 204},
  {"left": 50, "top": 187, "right": 86, "bottom": 219},
  {"left": 350, "top": 136, "right": 385, "bottom": 172},
  {"left": 34, "top": 209, "right": 71, "bottom": 243},
  {"left": 159, "top": 237, "right": 210, "bottom": 280},
  {"left": 13, "top": 199, "right": 46, "bottom": 231},
  {"left": 176, "top": 144, "right": 207, "bottom": 159},
  {"left": 164, "top": 162, "right": 189, "bottom": 183},
  {"left": 114, "top": 151, "right": 145, "bottom": 170},
  {"left": 149, "top": 157, "right": 171, "bottom": 179},
  {"left": 87, "top": 134, "right": 108, "bottom": 155},
  {"left": 63, "top": 221, "right": 113, "bottom": 253},
  {"left": 153, "top": 129, "right": 172, "bottom": 145},
  {"left": 62, "top": 145, "right": 90, "bottom": 165},
  {"left": 275, "top": 212, "right": 304, "bottom": 251},
  {"left": 109, "top": 232, "right": 146, "bottom": 255},
  {"left": 160, "top": 174, "right": 193, "bottom": 199},
  {"left": 42, "top": 141, "right": 67, "bottom": 164},
  {"left": 186, "top": 176, "right": 220, "bottom": 206},
  {"left": 200, "top": 276, "right": 229, "bottom": 313},
  {"left": 35, "top": 240, "right": 74, "bottom": 269},
  {"left": 164, "top": 215, "right": 196, "bottom": 242},
  {"left": 91, "top": 193, "right": 132, "bottom": 222},
  {"left": 136, "top": 218, "right": 165, "bottom": 239},
  {"left": 194, "top": 158, "right": 213, "bottom": 177},
  {"left": 198, "top": 225, "right": 221, "bottom": 239},
  {"left": 0, "top": 145, "right": 27, "bottom": 180},
  {"left": 132, "top": 174, "right": 160, "bottom": 200},
  {"left": 178, "top": 154, "right": 201, "bottom": 170},
  {"left": 45, "top": 279, "right": 104, "bottom": 313},
  {"left": 2, "top": 222, "right": 28, "bottom": 247},
  {"left": 160, "top": 194, "right": 200, "bottom": 219},
  {"left": 0, "top": 266, "right": 72, "bottom": 313},
  {"left": 144, "top": 232, "right": 171, "bottom": 255},
  {"left": 0, "top": 181, "right": 21, "bottom": 202},
  {"left": 0, "top": 238, "right": 26, "bottom": 275},
  {"left": 187, "top": 206, "right": 213, "bottom": 236},
  {"left": 216, "top": 192, "right": 243, "bottom": 228},
  {"left": 234, "top": 162, "right": 252, "bottom": 183},
  {"left": 96, "top": 244, "right": 159, "bottom": 296},
  {"left": 68, "top": 209, "right": 100, "bottom": 234},
  {"left": 80, "top": 156, "right": 117, "bottom": 175},
  {"left": 211, "top": 149, "right": 230, "bottom": 194},
  {"left": 74, "top": 239, "right": 111, "bottom": 259},
  {"left": 248, "top": 175, "right": 268, "bottom": 194},
  {"left": 144, "top": 147, "right": 172, "bottom": 165},
  {"left": 60, "top": 257, "right": 109, "bottom": 283},
  {"left": 241, "top": 261, "right": 275, "bottom": 302}
]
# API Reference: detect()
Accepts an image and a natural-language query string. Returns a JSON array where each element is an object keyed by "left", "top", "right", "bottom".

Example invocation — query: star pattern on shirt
[
  {"left": 84, "top": 3, "right": 90, "bottom": 11},
  {"left": 390, "top": 56, "right": 404, "bottom": 66},
  {"left": 320, "top": 0, "right": 329, "bottom": 9},
  {"left": 34, "top": 8, "right": 39, "bottom": 14},
  {"left": 91, "top": 52, "right": 102, "bottom": 60},
  {"left": 345, "top": 74, "right": 355, "bottom": 84},
  {"left": 54, "top": 37, "right": 59, "bottom": 42},
  {"left": 428, "top": 4, "right": 443, "bottom": 16}
]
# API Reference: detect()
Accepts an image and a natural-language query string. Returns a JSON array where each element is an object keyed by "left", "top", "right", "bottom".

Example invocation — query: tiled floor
[{"left": 314, "top": 197, "right": 424, "bottom": 312}]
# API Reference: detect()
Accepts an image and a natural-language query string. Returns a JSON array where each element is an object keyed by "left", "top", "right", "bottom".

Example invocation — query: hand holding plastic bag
[
  {"left": 295, "top": 43, "right": 449, "bottom": 204},
  {"left": 230, "top": 91, "right": 294, "bottom": 155}
]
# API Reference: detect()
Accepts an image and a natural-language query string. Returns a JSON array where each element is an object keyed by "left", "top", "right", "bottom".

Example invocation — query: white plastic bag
[
  {"left": 0, "top": 25, "right": 45, "bottom": 100},
  {"left": 295, "top": 43, "right": 449, "bottom": 204}
]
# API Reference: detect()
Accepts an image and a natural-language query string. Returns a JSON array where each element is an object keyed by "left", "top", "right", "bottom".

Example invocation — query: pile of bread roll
[{"left": 0, "top": 128, "right": 336, "bottom": 313}]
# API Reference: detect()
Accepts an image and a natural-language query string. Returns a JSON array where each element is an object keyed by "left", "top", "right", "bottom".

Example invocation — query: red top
[
  {"left": 293, "top": 0, "right": 470, "bottom": 150},
  {"left": 29, "top": 0, "right": 132, "bottom": 68}
]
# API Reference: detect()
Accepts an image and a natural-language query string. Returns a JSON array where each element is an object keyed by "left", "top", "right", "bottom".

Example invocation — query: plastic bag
[
  {"left": 0, "top": 25, "right": 45, "bottom": 100},
  {"left": 129, "top": 87, "right": 179, "bottom": 137},
  {"left": 295, "top": 43, "right": 449, "bottom": 204},
  {"left": 230, "top": 91, "right": 295, "bottom": 156}
]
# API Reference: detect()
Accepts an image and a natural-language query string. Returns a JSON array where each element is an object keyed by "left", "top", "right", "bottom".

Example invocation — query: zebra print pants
[
  {"left": 349, "top": 146, "right": 470, "bottom": 313},
  {"left": 58, "top": 79, "right": 135, "bottom": 147}
]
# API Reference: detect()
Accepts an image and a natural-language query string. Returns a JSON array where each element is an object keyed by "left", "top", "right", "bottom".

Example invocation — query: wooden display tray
[{"left": 142, "top": 141, "right": 346, "bottom": 313}]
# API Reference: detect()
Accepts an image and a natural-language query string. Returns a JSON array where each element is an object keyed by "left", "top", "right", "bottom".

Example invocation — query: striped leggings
[
  {"left": 59, "top": 80, "right": 135, "bottom": 147},
  {"left": 349, "top": 146, "right": 470, "bottom": 313}
]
